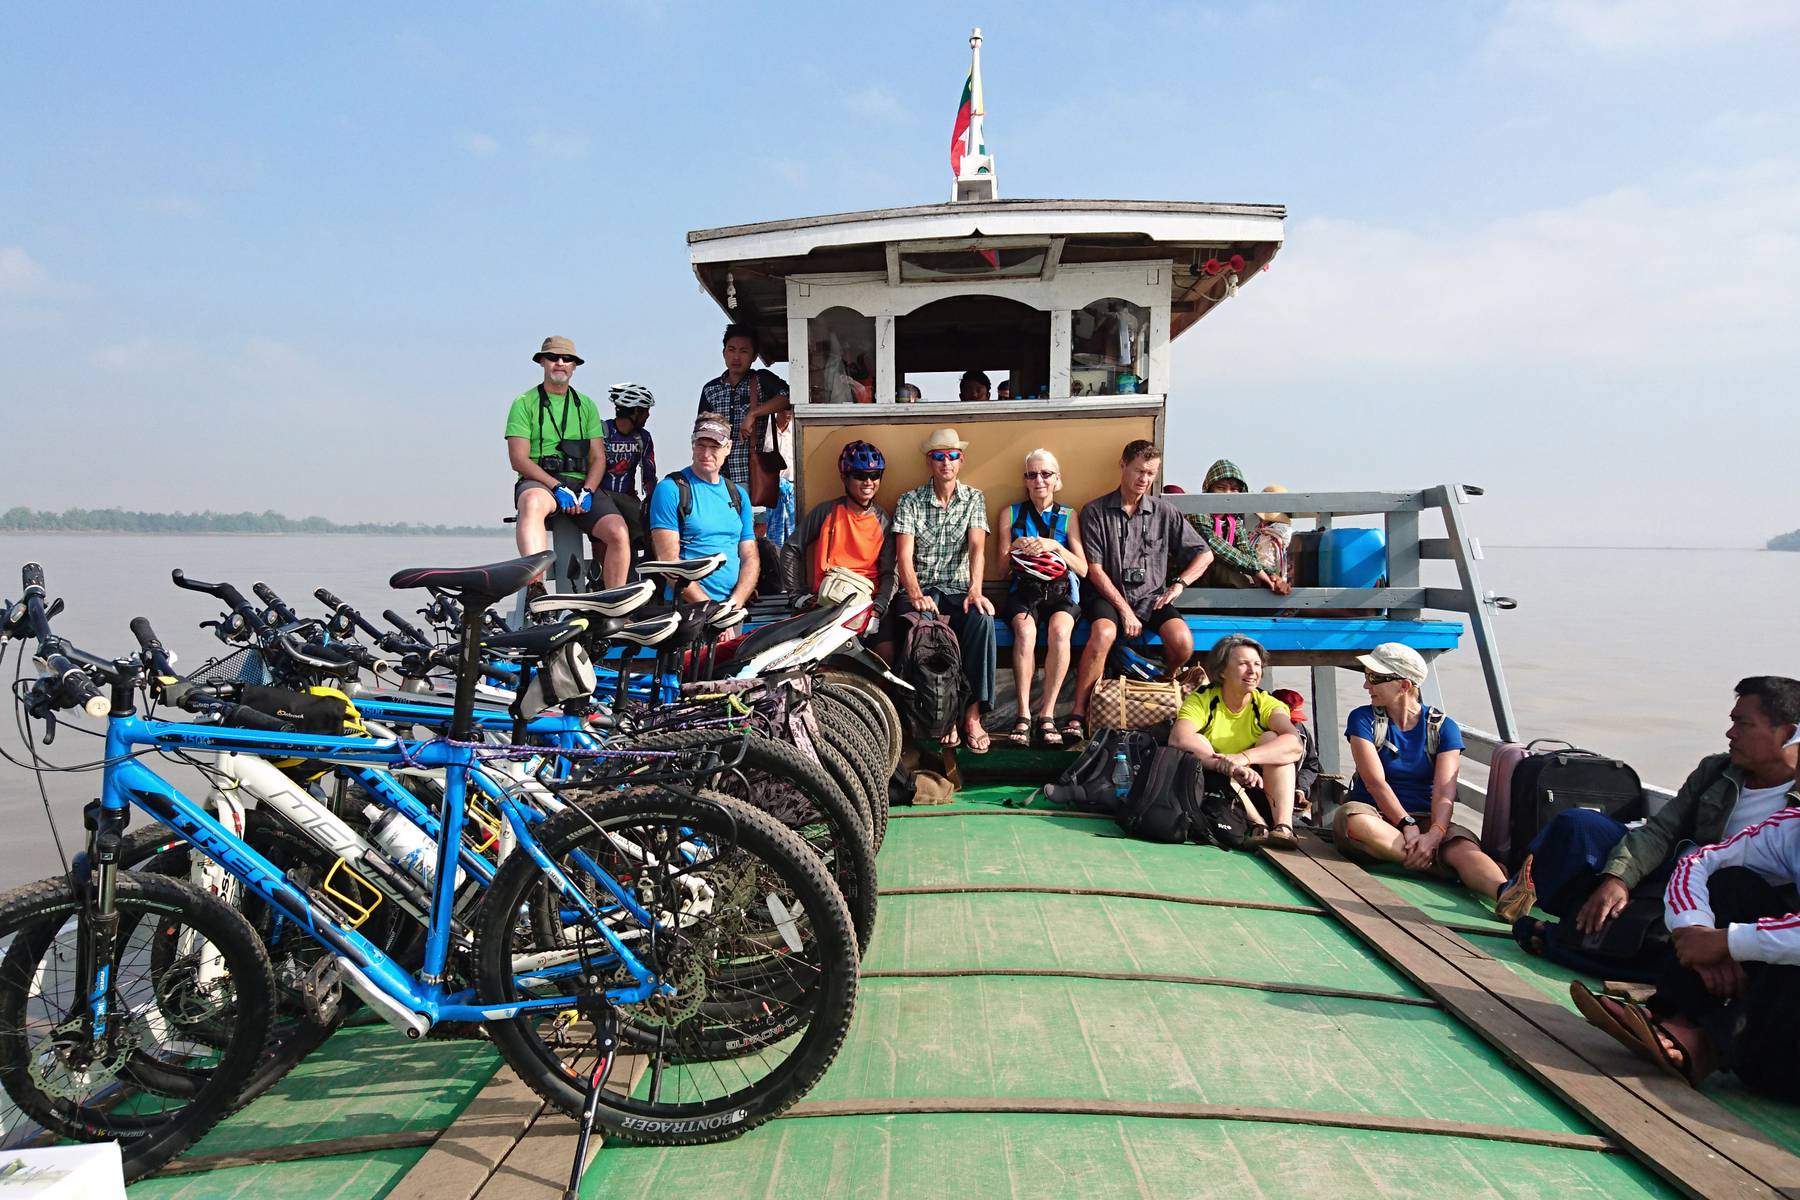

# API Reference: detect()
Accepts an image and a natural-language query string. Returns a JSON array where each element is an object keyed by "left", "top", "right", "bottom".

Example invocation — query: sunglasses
[
  {"left": 1363, "top": 671, "right": 1404, "bottom": 685},
  {"left": 848, "top": 470, "right": 884, "bottom": 482},
  {"left": 1023, "top": 470, "right": 1056, "bottom": 480},
  {"left": 928, "top": 450, "right": 962, "bottom": 463},
  {"left": 541, "top": 354, "right": 579, "bottom": 364}
]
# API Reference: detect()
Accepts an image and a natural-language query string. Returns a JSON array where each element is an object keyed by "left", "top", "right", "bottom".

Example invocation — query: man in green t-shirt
[{"left": 504, "top": 336, "right": 630, "bottom": 587}]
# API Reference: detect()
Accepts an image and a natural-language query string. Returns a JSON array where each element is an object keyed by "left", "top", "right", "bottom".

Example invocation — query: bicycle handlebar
[
  {"left": 129, "top": 617, "right": 178, "bottom": 682},
  {"left": 21, "top": 563, "right": 45, "bottom": 597},
  {"left": 172, "top": 569, "right": 273, "bottom": 640},
  {"left": 252, "top": 581, "right": 300, "bottom": 626}
]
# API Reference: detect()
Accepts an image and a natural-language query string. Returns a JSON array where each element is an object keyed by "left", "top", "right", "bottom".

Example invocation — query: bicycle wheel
[
  {"left": 815, "top": 736, "right": 874, "bottom": 838},
  {"left": 814, "top": 699, "right": 889, "bottom": 852},
  {"left": 97, "top": 813, "right": 415, "bottom": 1105},
  {"left": 620, "top": 729, "right": 877, "bottom": 949},
  {"left": 819, "top": 679, "right": 901, "bottom": 777},
  {"left": 0, "top": 872, "right": 274, "bottom": 1181},
  {"left": 476, "top": 787, "right": 858, "bottom": 1141},
  {"left": 820, "top": 669, "right": 903, "bottom": 769}
]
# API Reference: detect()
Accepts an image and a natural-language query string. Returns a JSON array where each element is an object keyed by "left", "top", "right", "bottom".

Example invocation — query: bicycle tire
[
  {"left": 819, "top": 669, "right": 904, "bottom": 768},
  {"left": 94, "top": 815, "right": 414, "bottom": 1107},
  {"left": 619, "top": 729, "right": 877, "bottom": 950},
  {"left": 0, "top": 872, "right": 274, "bottom": 1181},
  {"left": 476, "top": 788, "right": 858, "bottom": 1141},
  {"left": 814, "top": 735, "right": 874, "bottom": 838},
  {"left": 818, "top": 679, "right": 901, "bottom": 777},
  {"left": 813, "top": 699, "right": 889, "bottom": 852}
]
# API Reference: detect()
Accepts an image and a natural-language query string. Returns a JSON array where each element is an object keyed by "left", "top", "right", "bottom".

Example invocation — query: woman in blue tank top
[{"left": 995, "top": 449, "right": 1088, "bottom": 746}]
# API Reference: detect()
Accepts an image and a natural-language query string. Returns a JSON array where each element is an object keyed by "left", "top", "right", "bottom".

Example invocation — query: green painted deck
[{"left": 131, "top": 786, "right": 1800, "bottom": 1198}]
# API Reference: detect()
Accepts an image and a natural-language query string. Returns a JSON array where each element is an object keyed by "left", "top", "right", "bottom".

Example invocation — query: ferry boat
[{"left": 55, "top": 30, "right": 1800, "bottom": 1200}]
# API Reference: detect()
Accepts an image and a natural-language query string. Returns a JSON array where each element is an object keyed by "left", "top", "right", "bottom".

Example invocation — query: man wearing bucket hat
[
  {"left": 647, "top": 413, "right": 759, "bottom": 607},
  {"left": 504, "top": 336, "right": 633, "bottom": 587},
  {"left": 893, "top": 428, "right": 996, "bottom": 752}
]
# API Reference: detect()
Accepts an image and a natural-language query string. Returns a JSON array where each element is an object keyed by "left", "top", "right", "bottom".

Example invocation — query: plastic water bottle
[
  {"left": 1112, "top": 750, "right": 1134, "bottom": 800},
  {"left": 364, "top": 804, "right": 464, "bottom": 890}
]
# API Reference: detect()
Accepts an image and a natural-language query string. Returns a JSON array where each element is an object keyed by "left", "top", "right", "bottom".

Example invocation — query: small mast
[{"left": 952, "top": 27, "right": 997, "bottom": 202}]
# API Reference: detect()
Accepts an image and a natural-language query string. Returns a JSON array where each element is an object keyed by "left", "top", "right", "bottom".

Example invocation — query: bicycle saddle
[
  {"left": 708, "top": 605, "right": 747, "bottom": 631},
  {"left": 389, "top": 552, "right": 554, "bottom": 608},
  {"left": 480, "top": 619, "right": 585, "bottom": 658},
  {"left": 527, "top": 578, "right": 656, "bottom": 619},
  {"left": 638, "top": 554, "right": 726, "bottom": 582},
  {"left": 608, "top": 611, "right": 682, "bottom": 648},
  {"left": 727, "top": 602, "right": 846, "bottom": 664}
]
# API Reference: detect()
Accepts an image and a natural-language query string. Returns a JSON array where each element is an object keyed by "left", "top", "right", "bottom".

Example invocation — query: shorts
[
  {"left": 1331, "top": 800, "right": 1480, "bottom": 882},
  {"left": 1000, "top": 588, "right": 1080, "bottom": 626},
  {"left": 1080, "top": 594, "right": 1183, "bottom": 635},
  {"left": 514, "top": 478, "right": 620, "bottom": 537}
]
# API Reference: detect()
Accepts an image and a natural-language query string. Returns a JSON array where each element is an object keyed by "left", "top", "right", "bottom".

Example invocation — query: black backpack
[
  {"left": 897, "top": 612, "right": 966, "bottom": 739},
  {"left": 1045, "top": 729, "right": 1157, "bottom": 815},
  {"left": 1115, "top": 745, "right": 1251, "bottom": 851}
]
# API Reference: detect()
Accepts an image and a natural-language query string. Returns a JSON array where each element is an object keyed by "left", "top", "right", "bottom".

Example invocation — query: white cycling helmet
[{"left": 608, "top": 382, "right": 655, "bottom": 408}]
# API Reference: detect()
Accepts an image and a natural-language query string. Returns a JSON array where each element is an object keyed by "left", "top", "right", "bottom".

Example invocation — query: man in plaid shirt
[
  {"left": 697, "top": 323, "right": 791, "bottom": 493},
  {"left": 893, "top": 427, "right": 995, "bottom": 753}
]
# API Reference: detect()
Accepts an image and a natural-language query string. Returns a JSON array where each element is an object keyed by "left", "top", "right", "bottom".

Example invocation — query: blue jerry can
[{"left": 1318, "top": 528, "right": 1387, "bottom": 588}]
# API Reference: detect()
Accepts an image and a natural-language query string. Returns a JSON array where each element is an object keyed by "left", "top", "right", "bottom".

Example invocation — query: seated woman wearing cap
[
  {"left": 1335, "top": 642, "right": 1517, "bottom": 900},
  {"left": 1189, "top": 459, "right": 1290, "bottom": 595},
  {"left": 1169, "top": 635, "right": 1305, "bottom": 849},
  {"left": 995, "top": 449, "right": 1088, "bottom": 747}
]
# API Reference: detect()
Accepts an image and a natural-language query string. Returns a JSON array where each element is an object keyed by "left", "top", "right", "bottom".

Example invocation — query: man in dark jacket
[{"left": 1502, "top": 677, "right": 1800, "bottom": 953}]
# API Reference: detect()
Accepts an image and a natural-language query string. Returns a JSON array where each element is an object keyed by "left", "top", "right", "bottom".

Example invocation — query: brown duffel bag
[{"left": 1088, "top": 677, "right": 1183, "bottom": 731}]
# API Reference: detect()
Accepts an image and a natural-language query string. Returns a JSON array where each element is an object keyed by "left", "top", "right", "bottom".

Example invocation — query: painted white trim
[{"left": 783, "top": 260, "right": 1170, "bottom": 321}]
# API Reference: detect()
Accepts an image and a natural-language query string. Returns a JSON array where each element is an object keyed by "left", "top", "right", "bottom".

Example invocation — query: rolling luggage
[{"left": 1488, "top": 739, "right": 1644, "bottom": 872}]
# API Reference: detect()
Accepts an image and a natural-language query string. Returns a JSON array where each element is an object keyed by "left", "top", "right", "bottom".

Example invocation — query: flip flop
[
  {"left": 965, "top": 724, "right": 991, "bottom": 754},
  {"left": 1570, "top": 982, "right": 1640, "bottom": 1049},
  {"left": 940, "top": 726, "right": 961, "bottom": 749}
]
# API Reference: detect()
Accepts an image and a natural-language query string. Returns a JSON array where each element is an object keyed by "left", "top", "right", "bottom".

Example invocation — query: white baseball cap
[{"left": 1356, "top": 642, "right": 1429, "bottom": 687}]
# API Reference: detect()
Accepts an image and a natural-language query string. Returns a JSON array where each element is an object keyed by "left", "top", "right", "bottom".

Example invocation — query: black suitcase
[{"left": 1505, "top": 741, "right": 1644, "bottom": 870}]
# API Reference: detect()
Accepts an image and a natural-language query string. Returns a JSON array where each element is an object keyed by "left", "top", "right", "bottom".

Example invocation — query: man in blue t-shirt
[{"left": 647, "top": 413, "right": 758, "bottom": 606}]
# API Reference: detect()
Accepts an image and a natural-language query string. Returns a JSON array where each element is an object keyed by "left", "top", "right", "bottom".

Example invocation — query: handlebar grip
[
  {"left": 21, "top": 563, "right": 45, "bottom": 596},
  {"left": 384, "top": 610, "right": 430, "bottom": 645},
  {"left": 46, "top": 654, "right": 109, "bottom": 719},
  {"left": 252, "top": 582, "right": 280, "bottom": 606},
  {"left": 314, "top": 587, "right": 346, "bottom": 610},
  {"left": 219, "top": 703, "right": 294, "bottom": 733},
  {"left": 129, "top": 616, "right": 179, "bottom": 681}
]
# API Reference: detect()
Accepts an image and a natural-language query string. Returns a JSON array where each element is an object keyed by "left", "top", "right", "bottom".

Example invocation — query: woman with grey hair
[
  {"left": 1169, "top": 634, "right": 1306, "bottom": 848},
  {"left": 995, "top": 448, "right": 1088, "bottom": 745}
]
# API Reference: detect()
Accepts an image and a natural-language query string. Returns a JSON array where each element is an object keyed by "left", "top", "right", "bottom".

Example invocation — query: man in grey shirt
[{"left": 1071, "top": 439, "right": 1213, "bottom": 730}]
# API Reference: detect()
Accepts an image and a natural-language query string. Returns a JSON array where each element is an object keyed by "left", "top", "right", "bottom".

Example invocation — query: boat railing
[{"left": 1161, "top": 484, "right": 1517, "bottom": 783}]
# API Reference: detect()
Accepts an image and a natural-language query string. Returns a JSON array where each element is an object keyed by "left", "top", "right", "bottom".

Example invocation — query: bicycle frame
[{"left": 95, "top": 712, "right": 669, "bottom": 1035}]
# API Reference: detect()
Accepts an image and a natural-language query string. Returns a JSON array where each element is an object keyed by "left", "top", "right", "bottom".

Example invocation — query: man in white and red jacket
[{"left": 1626, "top": 726, "right": 1800, "bottom": 1097}]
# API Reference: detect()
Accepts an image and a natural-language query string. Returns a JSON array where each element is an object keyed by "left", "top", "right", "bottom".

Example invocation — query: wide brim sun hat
[
  {"left": 921, "top": 428, "right": 970, "bottom": 454},
  {"left": 1257, "top": 483, "right": 1291, "bottom": 523},
  {"left": 533, "top": 335, "right": 584, "bottom": 365}
]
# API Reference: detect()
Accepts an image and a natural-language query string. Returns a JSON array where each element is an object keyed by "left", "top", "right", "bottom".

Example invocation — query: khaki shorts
[{"left": 1331, "top": 801, "right": 1479, "bottom": 882}]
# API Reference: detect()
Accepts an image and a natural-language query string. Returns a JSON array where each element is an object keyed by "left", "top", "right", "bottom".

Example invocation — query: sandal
[
  {"left": 965, "top": 723, "right": 991, "bottom": 754},
  {"left": 1570, "top": 982, "right": 1639, "bottom": 1046},
  {"left": 1572, "top": 983, "right": 1710, "bottom": 1086},
  {"left": 940, "top": 726, "right": 961, "bottom": 749},
  {"left": 1062, "top": 715, "right": 1086, "bottom": 741},
  {"left": 1495, "top": 854, "right": 1538, "bottom": 923},
  {"left": 1512, "top": 918, "right": 1549, "bottom": 957},
  {"left": 1265, "top": 823, "right": 1299, "bottom": 850},
  {"left": 1244, "top": 823, "right": 1271, "bottom": 849},
  {"left": 1007, "top": 719, "right": 1032, "bottom": 746},
  {"left": 1036, "top": 718, "right": 1063, "bottom": 747}
]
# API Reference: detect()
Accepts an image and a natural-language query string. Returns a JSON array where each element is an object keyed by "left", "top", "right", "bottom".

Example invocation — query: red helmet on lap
[{"left": 1010, "top": 548, "right": 1067, "bottom": 581}]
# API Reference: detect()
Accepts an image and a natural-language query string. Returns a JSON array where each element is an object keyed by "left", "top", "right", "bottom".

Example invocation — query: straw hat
[
  {"left": 533, "top": 335, "right": 584, "bottom": 365},
  {"left": 1258, "top": 484, "right": 1292, "bottom": 524},
  {"left": 921, "top": 428, "right": 970, "bottom": 454}
]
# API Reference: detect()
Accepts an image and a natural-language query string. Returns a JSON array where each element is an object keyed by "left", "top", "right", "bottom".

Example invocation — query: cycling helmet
[
  {"left": 1010, "top": 547, "right": 1068, "bottom": 581},
  {"left": 838, "top": 440, "right": 886, "bottom": 475},
  {"left": 608, "top": 382, "right": 655, "bottom": 409}
]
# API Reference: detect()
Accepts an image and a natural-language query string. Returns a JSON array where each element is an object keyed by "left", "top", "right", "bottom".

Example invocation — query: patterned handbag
[{"left": 1088, "top": 677, "right": 1183, "bottom": 731}]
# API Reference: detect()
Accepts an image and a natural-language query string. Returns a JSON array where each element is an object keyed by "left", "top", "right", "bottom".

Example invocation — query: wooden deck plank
[
  {"left": 385, "top": 1067, "right": 545, "bottom": 1200},
  {"left": 1263, "top": 834, "right": 1796, "bottom": 1200}
]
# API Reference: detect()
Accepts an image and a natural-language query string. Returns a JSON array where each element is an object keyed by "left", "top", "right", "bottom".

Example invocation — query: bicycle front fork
[{"left": 75, "top": 799, "right": 129, "bottom": 1042}]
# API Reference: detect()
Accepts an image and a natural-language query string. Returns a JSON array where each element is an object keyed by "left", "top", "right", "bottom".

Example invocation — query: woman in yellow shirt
[{"left": 1168, "top": 635, "right": 1305, "bottom": 849}]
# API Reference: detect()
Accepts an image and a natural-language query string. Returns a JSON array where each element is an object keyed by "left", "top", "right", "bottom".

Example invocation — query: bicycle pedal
[{"left": 300, "top": 954, "right": 344, "bottom": 1026}]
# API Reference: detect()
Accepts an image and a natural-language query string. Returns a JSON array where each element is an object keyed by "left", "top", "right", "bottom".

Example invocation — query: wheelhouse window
[
  {"left": 898, "top": 244, "right": 1048, "bottom": 282},
  {"left": 896, "top": 295, "right": 1050, "bottom": 401},
  {"left": 1071, "top": 297, "right": 1150, "bottom": 396},
  {"left": 807, "top": 306, "right": 876, "bottom": 404}
]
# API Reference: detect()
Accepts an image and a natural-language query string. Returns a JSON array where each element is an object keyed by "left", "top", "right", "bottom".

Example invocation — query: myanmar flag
[{"left": 950, "top": 73, "right": 973, "bottom": 176}]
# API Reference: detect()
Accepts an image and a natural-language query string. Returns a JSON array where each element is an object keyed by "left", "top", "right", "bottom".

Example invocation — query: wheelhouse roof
[{"left": 687, "top": 198, "right": 1285, "bottom": 358}]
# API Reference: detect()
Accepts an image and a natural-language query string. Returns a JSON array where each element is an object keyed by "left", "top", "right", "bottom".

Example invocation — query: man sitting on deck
[
  {"left": 1574, "top": 726, "right": 1800, "bottom": 1098},
  {"left": 646, "top": 414, "right": 759, "bottom": 608},
  {"left": 892, "top": 428, "right": 995, "bottom": 752},
  {"left": 1504, "top": 677, "right": 1800, "bottom": 976},
  {"left": 1070, "top": 439, "right": 1213, "bottom": 736}
]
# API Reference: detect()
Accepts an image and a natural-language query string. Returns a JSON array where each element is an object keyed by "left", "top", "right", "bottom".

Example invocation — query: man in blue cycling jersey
[
  {"left": 503, "top": 336, "right": 631, "bottom": 587},
  {"left": 648, "top": 414, "right": 758, "bottom": 608}
]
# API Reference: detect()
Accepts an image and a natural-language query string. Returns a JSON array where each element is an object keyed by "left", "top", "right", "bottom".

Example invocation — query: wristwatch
[{"left": 1396, "top": 815, "right": 1419, "bottom": 831}]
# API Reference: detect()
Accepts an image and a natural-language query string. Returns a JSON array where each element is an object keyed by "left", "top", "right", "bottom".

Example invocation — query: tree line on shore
[
  {"left": 1769, "top": 530, "right": 1800, "bottom": 551},
  {"left": 0, "top": 506, "right": 489, "bottom": 537}
]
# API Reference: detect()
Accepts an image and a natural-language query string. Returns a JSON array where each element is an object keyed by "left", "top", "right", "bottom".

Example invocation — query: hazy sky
[{"left": 3, "top": 1, "right": 1795, "bottom": 546}]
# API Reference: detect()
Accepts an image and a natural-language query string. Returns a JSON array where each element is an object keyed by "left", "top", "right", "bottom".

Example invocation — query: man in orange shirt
[{"left": 782, "top": 440, "right": 896, "bottom": 659}]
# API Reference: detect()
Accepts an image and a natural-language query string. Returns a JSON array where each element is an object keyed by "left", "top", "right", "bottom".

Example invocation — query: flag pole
[{"left": 953, "top": 26, "right": 997, "bottom": 201}]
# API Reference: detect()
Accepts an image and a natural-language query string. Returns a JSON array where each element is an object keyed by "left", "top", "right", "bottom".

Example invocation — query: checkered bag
[{"left": 1088, "top": 677, "right": 1183, "bottom": 731}]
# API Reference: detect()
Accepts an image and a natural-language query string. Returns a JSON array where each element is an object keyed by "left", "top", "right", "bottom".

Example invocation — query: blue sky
[{"left": 3, "top": 1, "right": 1797, "bottom": 545}]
